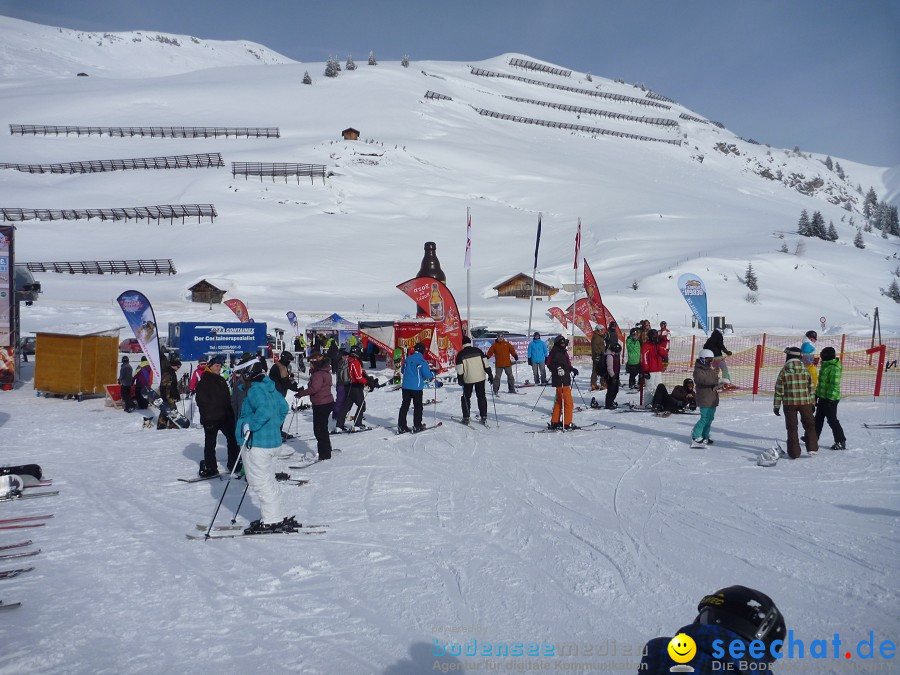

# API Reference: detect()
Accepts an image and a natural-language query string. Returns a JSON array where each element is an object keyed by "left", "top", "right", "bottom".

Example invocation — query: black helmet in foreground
[
  {"left": 695, "top": 586, "right": 786, "bottom": 662},
  {"left": 554, "top": 335, "right": 568, "bottom": 347}
]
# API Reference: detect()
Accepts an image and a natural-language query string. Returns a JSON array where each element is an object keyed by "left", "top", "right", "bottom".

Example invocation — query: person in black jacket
[
  {"left": 547, "top": 335, "right": 579, "bottom": 430},
  {"left": 157, "top": 356, "right": 182, "bottom": 429},
  {"left": 194, "top": 355, "right": 241, "bottom": 477},
  {"left": 268, "top": 351, "right": 299, "bottom": 398},
  {"left": 118, "top": 356, "right": 135, "bottom": 413},
  {"left": 702, "top": 329, "right": 732, "bottom": 383}
]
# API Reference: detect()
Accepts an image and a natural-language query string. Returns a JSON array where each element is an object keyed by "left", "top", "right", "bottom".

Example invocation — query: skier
[
  {"left": 268, "top": 351, "right": 299, "bottom": 398},
  {"left": 335, "top": 345, "right": 369, "bottom": 430},
  {"left": 156, "top": 356, "right": 182, "bottom": 429},
  {"left": 814, "top": 347, "right": 846, "bottom": 450},
  {"left": 189, "top": 356, "right": 207, "bottom": 394},
  {"left": 641, "top": 329, "right": 665, "bottom": 404},
  {"left": 773, "top": 346, "right": 818, "bottom": 458},
  {"left": 397, "top": 342, "right": 434, "bottom": 433},
  {"left": 455, "top": 335, "right": 493, "bottom": 425},
  {"left": 527, "top": 332, "right": 549, "bottom": 385},
  {"left": 603, "top": 341, "right": 621, "bottom": 409},
  {"left": 625, "top": 327, "right": 642, "bottom": 390},
  {"left": 658, "top": 320, "right": 671, "bottom": 370},
  {"left": 294, "top": 353, "right": 334, "bottom": 460},
  {"left": 365, "top": 339, "right": 378, "bottom": 369},
  {"left": 801, "top": 330, "right": 819, "bottom": 387},
  {"left": 134, "top": 356, "right": 153, "bottom": 409},
  {"left": 691, "top": 350, "right": 719, "bottom": 447},
  {"left": 590, "top": 325, "right": 606, "bottom": 391},
  {"left": 118, "top": 356, "right": 135, "bottom": 413},
  {"left": 703, "top": 328, "right": 732, "bottom": 383},
  {"left": 330, "top": 347, "right": 350, "bottom": 433},
  {"left": 639, "top": 585, "right": 786, "bottom": 673},
  {"left": 236, "top": 359, "right": 296, "bottom": 534},
  {"left": 195, "top": 355, "right": 241, "bottom": 477},
  {"left": 487, "top": 335, "right": 518, "bottom": 395},
  {"left": 547, "top": 335, "right": 579, "bottom": 430}
]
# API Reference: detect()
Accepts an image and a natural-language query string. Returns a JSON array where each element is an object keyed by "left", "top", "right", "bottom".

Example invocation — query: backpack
[{"left": 338, "top": 358, "right": 351, "bottom": 385}]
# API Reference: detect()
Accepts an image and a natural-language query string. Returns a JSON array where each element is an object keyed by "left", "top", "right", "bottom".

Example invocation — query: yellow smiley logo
[{"left": 667, "top": 633, "right": 697, "bottom": 664}]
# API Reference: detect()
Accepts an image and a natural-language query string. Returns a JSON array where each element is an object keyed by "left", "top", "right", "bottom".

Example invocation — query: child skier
[
  {"left": 691, "top": 349, "right": 719, "bottom": 447},
  {"left": 815, "top": 346, "right": 846, "bottom": 450}
]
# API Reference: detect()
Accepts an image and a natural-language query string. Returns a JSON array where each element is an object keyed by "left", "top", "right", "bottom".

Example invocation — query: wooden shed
[
  {"left": 493, "top": 273, "right": 559, "bottom": 299},
  {"left": 188, "top": 279, "right": 226, "bottom": 304},
  {"left": 34, "top": 330, "right": 118, "bottom": 398},
  {"left": 341, "top": 127, "right": 360, "bottom": 141}
]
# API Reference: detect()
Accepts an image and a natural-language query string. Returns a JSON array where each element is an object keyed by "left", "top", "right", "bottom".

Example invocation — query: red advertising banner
[
  {"left": 224, "top": 298, "right": 250, "bottom": 323},
  {"left": 547, "top": 307, "right": 568, "bottom": 329},
  {"left": 572, "top": 298, "right": 594, "bottom": 339},
  {"left": 396, "top": 277, "right": 463, "bottom": 369},
  {"left": 582, "top": 260, "right": 624, "bottom": 342}
]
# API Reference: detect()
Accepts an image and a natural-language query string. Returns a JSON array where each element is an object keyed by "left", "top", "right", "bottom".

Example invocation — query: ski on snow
[
  {"left": 186, "top": 528, "right": 326, "bottom": 540},
  {"left": 863, "top": 423, "right": 900, "bottom": 429},
  {"left": 525, "top": 422, "right": 614, "bottom": 434},
  {"left": 0, "top": 601, "right": 22, "bottom": 611},
  {"left": 390, "top": 422, "right": 443, "bottom": 437},
  {"left": 0, "top": 523, "right": 45, "bottom": 531},
  {"left": 0, "top": 567, "right": 34, "bottom": 580},
  {"left": 195, "top": 523, "right": 328, "bottom": 532},
  {"left": 0, "top": 490, "right": 59, "bottom": 503},
  {"left": 0, "top": 514, "right": 53, "bottom": 525},
  {"left": 0, "top": 549, "right": 40, "bottom": 562},
  {"left": 450, "top": 416, "right": 492, "bottom": 429},
  {"left": 0, "top": 540, "right": 32, "bottom": 552}
]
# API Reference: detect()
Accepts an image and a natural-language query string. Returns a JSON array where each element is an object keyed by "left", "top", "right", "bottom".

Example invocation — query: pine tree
[
  {"left": 324, "top": 56, "right": 338, "bottom": 78},
  {"left": 863, "top": 187, "right": 878, "bottom": 221},
  {"left": 368, "top": 50, "right": 377, "bottom": 65},
  {"left": 586, "top": 72, "right": 592, "bottom": 82},
  {"left": 888, "top": 279, "right": 900, "bottom": 303},
  {"left": 835, "top": 161, "right": 845, "bottom": 180},
  {"left": 346, "top": 55, "right": 356, "bottom": 70},
  {"left": 744, "top": 262, "right": 759, "bottom": 291},
  {"left": 797, "top": 209, "right": 812, "bottom": 236},
  {"left": 811, "top": 210, "right": 828, "bottom": 240},
  {"left": 853, "top": 229, "right": 865, "bottom": 249},
  {"left": 302, "top": 70, "right": 312, "bottom": 85},
  {"left": 824, "top": 155, "right": 833, "bottom": 170},
  {"left": 779, "top": 241, "right": 789, "bottom": 253},
  {"left": 827, "top": 222, "right": 838, "bottom": 242},
  {"left": 886, "top": 205, "right": 900, "bottom": 236},
  {"left": 401, "top": 54, "right": 409, "bottom": 68}
]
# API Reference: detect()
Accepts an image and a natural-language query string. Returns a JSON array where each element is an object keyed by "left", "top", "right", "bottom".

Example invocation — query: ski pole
[
  {"left": 351, "top": 385, "right": 369, "bottom": 428},
  {"left": 231, "top": 481, "right": 250, "bottom": 525},
  {"left": 433, "top": 376, "right": 438, "bottom": 425},
  {"left": 572, "top": 377, "right": 588, "bottom": 406},
  {"left": 203, "top": 431, "right": 251, "bottom": 540},
  {"left": 531, "top": 382, "right": 549, "bottom": 412},
  {"left": 489, "top": 381, "right": 499, "bottom": 428}
]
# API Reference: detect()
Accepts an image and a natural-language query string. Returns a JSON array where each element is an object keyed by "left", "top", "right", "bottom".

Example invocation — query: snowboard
[{"left": 141, "top": 387, "right": 190, "bottom": 429}]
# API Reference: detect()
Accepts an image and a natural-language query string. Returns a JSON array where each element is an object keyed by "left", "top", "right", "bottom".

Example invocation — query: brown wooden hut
[
  {"left": 493, "top": 273, "right": 559, "bottom": 299},
  {"left": 188, "top": 279, "right": 226, "bottom": 304},
  {"left": 341, "top": 127, "right": 360, "bottom": 141},
  {"left": 34, "top": 330, "right": 118, "bottom": 398}
]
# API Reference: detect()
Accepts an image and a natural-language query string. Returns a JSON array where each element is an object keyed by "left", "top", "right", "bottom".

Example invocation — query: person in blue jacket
[
  {"left": 527, "top": 332, "right": 549, "bottom": 385},
  {"left": 398, "top": 342, "right": 434, "bottom": 433},
  {"left": 640, "top": 585, "right": 786, "bottom": 674},
  {"left": 235, "top": 359, "right": 296, "bottom": 534}
]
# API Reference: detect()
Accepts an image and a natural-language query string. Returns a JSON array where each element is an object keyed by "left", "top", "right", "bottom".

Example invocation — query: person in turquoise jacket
[
  {"left": 814, "top": 347, "right": 846, "bottom": 450},
  {"left": 527, "top": 332, "right": 549, "bottom": 385},
  {"left": 235, "top": 360, "right": 295, "bottom": 534},
  {"left": 398, "top": 342, "right": 434, "bottom": 433}
]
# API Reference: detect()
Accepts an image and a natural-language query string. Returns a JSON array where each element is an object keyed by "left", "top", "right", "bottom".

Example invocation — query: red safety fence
[{"left": 573, "top": 334, "right": 900, "bottom": 398}]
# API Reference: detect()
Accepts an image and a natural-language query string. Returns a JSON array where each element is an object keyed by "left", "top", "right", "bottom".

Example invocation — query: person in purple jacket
[{"left": 294, "top": 353, "right": 335, "bottom": 460}]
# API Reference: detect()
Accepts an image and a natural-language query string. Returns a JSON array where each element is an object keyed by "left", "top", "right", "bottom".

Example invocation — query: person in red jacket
[
  {"left": 294, "top": 354, "right": 334, "bottom": 460},
  {"left": 335, "top": 346, "right": 369, "bottom": 430},
  {"left": 641, "top": 329, "right": 665, "bottom": 405}
]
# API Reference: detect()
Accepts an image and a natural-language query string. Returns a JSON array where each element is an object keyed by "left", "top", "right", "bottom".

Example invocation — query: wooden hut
[
  {"left": 188, "top": 279, "right": 226, "bottom": 304},
  {"left": 341, "top": 127, "right": 360, "bottom": 141},
  {"left": 493, "top": 273, "right": 559, "bottom": 299},
  {"left": 33, "top": 330, "right": 118, "bottom": 398}
]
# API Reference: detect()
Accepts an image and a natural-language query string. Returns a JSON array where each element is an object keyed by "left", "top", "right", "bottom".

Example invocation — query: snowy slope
[{"left": 0, "top": 18, "right": 898, "bottom": 675}]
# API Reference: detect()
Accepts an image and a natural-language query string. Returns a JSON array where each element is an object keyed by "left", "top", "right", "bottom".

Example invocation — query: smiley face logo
[{"left": 667, "top": 633, "right": 697, "bottom": 664}]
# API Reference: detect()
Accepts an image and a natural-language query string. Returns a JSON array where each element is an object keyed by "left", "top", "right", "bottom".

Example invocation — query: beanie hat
[
  {"left": 784, "top": 347, "right": 802, "bottom": 359},
  {"left": 198, "top": 356, "right": 208, "bottom": 365},
  {"left": 462, "top": 335, "right": 471, "bottom": 345},
  {"left": 820, "top": 347, "right": 836, "bottom": 361},
  {"left": 121, "top": 356, "right": 129, "bottom": 364},
  {"left": 208, "top": 355, "right": 226, "bottom": 367}
]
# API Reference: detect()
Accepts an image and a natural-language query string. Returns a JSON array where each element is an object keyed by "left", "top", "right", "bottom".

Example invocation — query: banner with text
[
  {"left": 224, "top": 298, "right": 250, "bottom": 323},
  {"left": 678, "top": 273, "right": 709, "bottom": 334},
  {"left": 397, "top": 277, "right": 464, "bottom": 368},
  {"left": 117, "top": 290, "right": 163, "bottom": 383}
]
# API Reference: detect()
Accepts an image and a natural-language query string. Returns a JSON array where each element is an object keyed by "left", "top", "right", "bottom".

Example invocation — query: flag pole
[
  {"left": 465, "top": 207, "right": 471, "bottom": 336},
  {"left": 526, "top": 212, "right": 542, "bottom": 338},
  {"left": 571, "top": 218, "right": 581, "bottom": 352}
]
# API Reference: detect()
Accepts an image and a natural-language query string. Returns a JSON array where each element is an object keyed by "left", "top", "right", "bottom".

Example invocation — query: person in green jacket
[
  {"left": 625, "top": 328, "right": 642, "bottom": 390},
  {"left": 814, "top": 347, "right": 846, "bottom": 450}
]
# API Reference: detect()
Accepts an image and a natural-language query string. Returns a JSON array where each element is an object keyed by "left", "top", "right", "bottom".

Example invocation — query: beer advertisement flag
[
  {"left": 547, "top": 307, "right": 568, "bottom": 329},
  {"left": 678, "top": 273, "right": 709, "bottom": 334},
  {"left": 582, "top": 260, "right": 624, "bottom": 342},
  {"left": 396, "top": 277, "right": 464, "bottom": 367},
  {"left": 464, "top": 210, "right": 472, "bottom": 270},
  {"left": 116, "top": 290, "right": 163, "bottom": 382},
  {"left": 224, "top": 298, "right": 250, "bottom": 323},
  {"left": 286, "top": 311, "right": 299, "bottom": 334},
  {"left": 572, "top": 298, "right": 594, "bottom": 339}
]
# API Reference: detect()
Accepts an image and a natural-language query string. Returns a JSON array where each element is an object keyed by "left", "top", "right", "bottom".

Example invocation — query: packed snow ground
[{"left": 1, "top": 359, "right": 898, "bottom": 674}]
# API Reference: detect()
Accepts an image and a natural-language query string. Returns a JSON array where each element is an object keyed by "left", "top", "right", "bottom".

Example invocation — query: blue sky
[{"left": 2, "top": 0, "right": 898, "bottom": 166}]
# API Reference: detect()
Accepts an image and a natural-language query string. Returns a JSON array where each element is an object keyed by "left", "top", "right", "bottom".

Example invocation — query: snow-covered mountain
[{"left": 0, "top": 15, "right": 897, "bottom": 338}]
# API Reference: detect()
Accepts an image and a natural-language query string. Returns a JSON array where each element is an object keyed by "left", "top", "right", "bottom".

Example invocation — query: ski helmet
[
  {"left": 554, "top": 335, "right": 568, "bottom": 347},
  {"left": 694, "top": 586, "right": 786, "bottom": 662},
  {"left": 279, "top": 351, "right": 293, "bottom": 364},
  {"left": 121, "top": 356, "right": 129, "bottom": 364},
  {"left": 414, "top": 342, "right": 427, "bottom": 354},
  {"left": 698, "top": 349, "right": 715, "bottom": 363},
  {"left": 805, "top": 330, "right": 818, "bottom": 341},
  {"left": 683, "top": 378, "right": 694, "bottom": 387},
  {"left": 533, "top": 332, "right": 541, "bottom": 339}
]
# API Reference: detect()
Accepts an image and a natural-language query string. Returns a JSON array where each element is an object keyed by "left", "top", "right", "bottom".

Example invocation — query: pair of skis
[
  {"left": 186, "top": 522, "right": 328, "bottom": 540},
  {"left": 525, "top": 422, "right": 614, "bottom": 434}
]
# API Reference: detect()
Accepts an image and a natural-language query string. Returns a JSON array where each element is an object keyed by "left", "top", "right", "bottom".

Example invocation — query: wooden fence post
[
  {"left": 865, "top": 345, "right": 886, "bottom": 397},
  {"left": 690, "top": 335, "right": 696, "bottom": 364},
  {"left": 839, "top": 334, "right": 846, "bottom": 362}
]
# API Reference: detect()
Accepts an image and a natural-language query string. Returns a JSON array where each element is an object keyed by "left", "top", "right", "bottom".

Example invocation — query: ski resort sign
[
  {"left": 167, "top": 321, "right": 267, "bottom": 361},
  {"left": 678, "top": 273, "right": 709, "bottom": 334}
]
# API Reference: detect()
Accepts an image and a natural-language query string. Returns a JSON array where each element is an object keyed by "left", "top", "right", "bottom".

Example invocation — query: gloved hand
[
  {"left": 294, "top": 392, "right": 304, "bottom": 399},
  {"left": 487, "top": 370, "right": 494, "bottom": 385},
  {"left": 773, "top": 407, "right": 780, "bottom": 417},
  {"left": 514, "top": 356, "right": 519, "bottom": 363},
  {"left": 571, "top": 368, "right": 579, "bottom": 377},
  {"left": 242, "top": 423, "right": 251, "bottom": 435},
  {"left": 527, "top": 359, "right": 532, "bottom": 366},
  {"left": 457, "top": 376, "right": 464, "bottom": 386}
]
